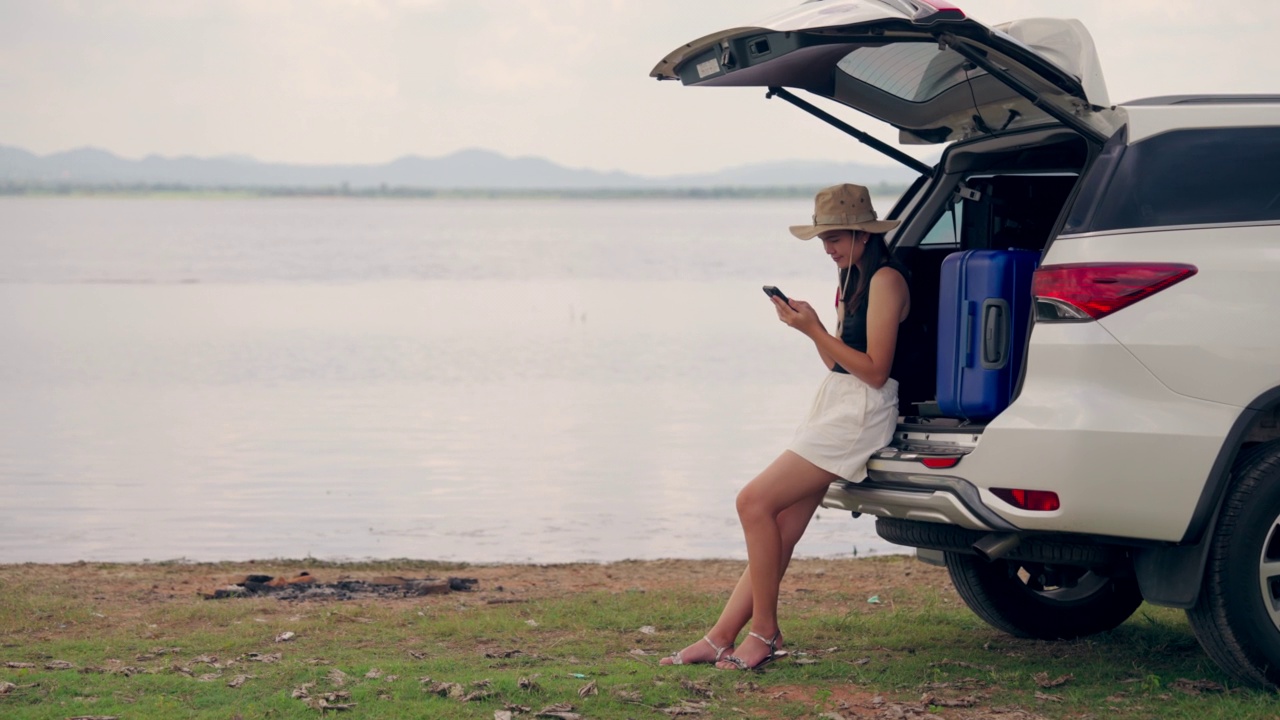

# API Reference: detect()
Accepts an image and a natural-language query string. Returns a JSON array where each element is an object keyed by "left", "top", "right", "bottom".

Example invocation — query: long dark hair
[{"left": 839, "top": 232, "right": 906, "bottom": 315}]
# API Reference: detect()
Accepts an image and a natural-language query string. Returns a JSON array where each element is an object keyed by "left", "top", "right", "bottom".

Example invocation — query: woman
[{"left": 660, "top": 183, "right": 909, "bottom": 671}]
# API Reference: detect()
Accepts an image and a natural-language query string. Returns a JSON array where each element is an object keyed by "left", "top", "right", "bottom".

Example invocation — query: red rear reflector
[
  {"left": 991, "top": 488, "right": 1060, "bottom": 512},
  {"left": 1032, "top": 263, "right": 1197, "bottom": 320},
  {"left": 921, "top": 457, "right": 961, "bottom": 469}
]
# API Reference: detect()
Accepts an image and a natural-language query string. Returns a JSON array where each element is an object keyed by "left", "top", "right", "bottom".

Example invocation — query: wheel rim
[
  {"left": 1015, "top": 564, "right": 1110, "bottom": 605},
  {"left": 1259, "top": 510, "right": 1280, "bottom": 632}
]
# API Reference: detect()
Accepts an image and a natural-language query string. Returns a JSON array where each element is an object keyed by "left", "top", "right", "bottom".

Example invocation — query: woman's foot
[
  {"left": 659, "top": 635, "right": 733, "bottom": 666},
  {"left": 716, "top": 630, "right": 783, "bottom": 671}
]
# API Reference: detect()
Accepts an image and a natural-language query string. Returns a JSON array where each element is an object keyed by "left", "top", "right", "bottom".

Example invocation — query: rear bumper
[{"left": 822, "top": 470, "right": 1016, "bottom": 532}]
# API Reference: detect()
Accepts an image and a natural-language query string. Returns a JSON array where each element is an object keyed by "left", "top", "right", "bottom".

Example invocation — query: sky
[{"left": 1, "top": 0, "right": 1276, "bottom": 177}]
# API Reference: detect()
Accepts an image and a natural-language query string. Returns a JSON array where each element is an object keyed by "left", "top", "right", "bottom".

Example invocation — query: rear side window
[{"left": 1088, "top": 127, "right": 1280, "bottom": 231}]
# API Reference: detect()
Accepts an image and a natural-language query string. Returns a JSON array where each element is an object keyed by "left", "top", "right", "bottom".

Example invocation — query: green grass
[{"left": 0, "top": 559, "right": 1276, "bottom": 719}]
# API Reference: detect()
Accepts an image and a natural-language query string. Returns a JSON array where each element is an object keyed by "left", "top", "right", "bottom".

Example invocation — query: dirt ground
[
  {"left": 0, "top": 556, "right": 950, "bottom": 607},
  {"left": 418, "top": 556, "right": 952, "bottom": 602}
]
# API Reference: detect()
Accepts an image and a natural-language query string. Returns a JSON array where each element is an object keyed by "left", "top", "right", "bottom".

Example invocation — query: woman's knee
[
  {"left": 735, "top": 484, "right": 772, "bottom": 521},
  {"left": 734, "top": 485, "right": 756, "bottom": 517}
]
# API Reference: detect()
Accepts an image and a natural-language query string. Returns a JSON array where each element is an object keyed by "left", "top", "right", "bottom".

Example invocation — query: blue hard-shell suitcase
[{"left": 936, "top": 249, "right": 1040, "bottom": 420}]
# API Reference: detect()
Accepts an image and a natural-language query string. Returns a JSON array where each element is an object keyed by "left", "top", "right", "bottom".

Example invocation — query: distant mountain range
[{"left": 0, "top": 145, "right": 928, "bottom": 191}]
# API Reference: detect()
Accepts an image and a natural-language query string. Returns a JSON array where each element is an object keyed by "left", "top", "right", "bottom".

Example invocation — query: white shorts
[{"left": 788, "top": 373, "right": 899, "bottom": 482}]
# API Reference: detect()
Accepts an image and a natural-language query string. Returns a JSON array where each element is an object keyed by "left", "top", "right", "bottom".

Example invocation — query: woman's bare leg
[
  {"left": 662, "top": 454, "right": 830, "bottom": 665},
  {"left": 717, "top": 451, "right": 837, "bottom": 669}
]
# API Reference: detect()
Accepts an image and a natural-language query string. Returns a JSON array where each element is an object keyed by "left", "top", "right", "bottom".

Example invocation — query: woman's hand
[{"left": 771, "top": 297, "right": 824, "bottom": 337}]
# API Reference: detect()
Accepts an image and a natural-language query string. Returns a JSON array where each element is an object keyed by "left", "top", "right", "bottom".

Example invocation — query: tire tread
[{"left": 1186, "top": 439, "right": 1280, "bottom": 689}]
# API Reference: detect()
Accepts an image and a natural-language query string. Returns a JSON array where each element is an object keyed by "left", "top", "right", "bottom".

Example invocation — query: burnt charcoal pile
[{"left": 205, "top": 572, "right": 479, "bottom": 601}]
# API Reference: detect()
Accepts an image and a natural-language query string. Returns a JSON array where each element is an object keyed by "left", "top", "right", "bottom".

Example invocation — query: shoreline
[
  {"left": 0, "top": 184, "right": 911, "bottom": 201},
  {"left": 0, "top": 555, "right": 925, "bottom": 602},
  {"left": 0, "top": 548, "right": 911, "bottom": 570},
  {"left": 0, "top": 554, "right": 903, "bottom": 571}
]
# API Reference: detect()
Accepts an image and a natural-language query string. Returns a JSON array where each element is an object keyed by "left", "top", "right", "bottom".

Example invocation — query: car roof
[
  {"left": 1120, "top": 98, "right": 1280, "bottom": 143},
  {"left": 1122, "top": 95, "right": 1280, "bottom": 107}
]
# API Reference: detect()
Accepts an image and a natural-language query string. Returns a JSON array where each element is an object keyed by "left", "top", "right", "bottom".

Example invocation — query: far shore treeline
[
  {"left": 0, "top": 181, "right": 911, "bottom": 200},
  {"left": 0, "top": 144, "right": 925, "bottom": 199}
]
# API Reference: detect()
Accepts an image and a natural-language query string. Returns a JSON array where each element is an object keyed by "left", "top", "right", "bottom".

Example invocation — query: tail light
[
  {"left": 920, "top": 456, "right": 962, "bottom": 469},
  {"left": 1032, "top": 263, "right": 1197, "bottom": 322},
  {"left": 991, "top": 488, "right": 1060, "bottom": 512}
]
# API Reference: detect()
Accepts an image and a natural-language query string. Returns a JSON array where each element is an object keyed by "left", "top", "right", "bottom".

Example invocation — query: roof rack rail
[{"left": 1124, "top": 94, "right": 1280, "bottom": 106}]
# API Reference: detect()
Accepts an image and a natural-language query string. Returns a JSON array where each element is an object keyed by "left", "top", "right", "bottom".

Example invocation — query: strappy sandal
[
  {"left": 717, "top": 630, "right": 785, "bottom": 671},
  {"left": 661, "top": 635, "right": 732, "bottom": 666}
]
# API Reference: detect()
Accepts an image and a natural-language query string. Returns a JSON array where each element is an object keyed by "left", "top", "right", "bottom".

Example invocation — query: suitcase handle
[
  {"left": 981, "top": 299, "right": 1010, "bottom": 370},
  {"left": 962, "top": 301, "right": 975, "bottom": 367}
]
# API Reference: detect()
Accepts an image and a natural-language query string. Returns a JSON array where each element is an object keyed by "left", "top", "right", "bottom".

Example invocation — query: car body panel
[
  {"left": 958, "top": 321, "right": 1240, "bottom": 540},
  {"left": 1050, "top": 226, "right": 1280, "bottom": 410}
]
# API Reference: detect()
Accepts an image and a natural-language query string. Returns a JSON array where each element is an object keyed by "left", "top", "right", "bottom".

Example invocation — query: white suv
[{"left": 652, "top": 0, "right": 1280, "bottom": 688}]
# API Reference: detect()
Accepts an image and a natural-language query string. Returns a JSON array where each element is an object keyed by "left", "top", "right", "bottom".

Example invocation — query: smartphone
[{"left": 762, "top": 285, "right": 794, "bottom": 307}]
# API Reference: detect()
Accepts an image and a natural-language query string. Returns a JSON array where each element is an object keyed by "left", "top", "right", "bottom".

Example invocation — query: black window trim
[{"left": 1070, "top": 124, "right": 1280, "bottom": 234}]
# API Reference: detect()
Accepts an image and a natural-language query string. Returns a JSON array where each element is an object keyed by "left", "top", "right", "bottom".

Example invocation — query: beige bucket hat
[{"left": 789, "top": 183, "right": 900, "bottom": 240}]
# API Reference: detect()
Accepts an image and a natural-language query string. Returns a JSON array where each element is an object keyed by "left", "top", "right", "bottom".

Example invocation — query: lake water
[{"left": 0, "top": 196, "right": 907, "bottom": 564}]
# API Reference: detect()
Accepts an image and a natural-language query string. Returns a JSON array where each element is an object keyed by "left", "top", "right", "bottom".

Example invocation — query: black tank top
[
  {"left": 833, "top": 264, "right": 910, "bottom": 375},
  {"left": 831, "top": 296, "right": 868, "bottom": 374}
]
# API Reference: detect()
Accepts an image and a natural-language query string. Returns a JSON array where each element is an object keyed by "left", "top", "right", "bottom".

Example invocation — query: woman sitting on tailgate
[{"left": 660, "top": 183, "right": 909, "bottom": 671}]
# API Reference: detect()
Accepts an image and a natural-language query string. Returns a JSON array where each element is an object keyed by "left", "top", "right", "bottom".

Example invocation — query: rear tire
[
  {"left": 1186, "top": 440, "right": 1280, "bottom": 689},
  {"left": 945, "top": 553, "right": 1143, "bottom": 640}
]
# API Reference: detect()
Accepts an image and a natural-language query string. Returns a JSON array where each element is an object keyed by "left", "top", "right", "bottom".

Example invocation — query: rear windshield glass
[
  {"left": 836, "top": 43, "right": 987, "bottom": 102},
  {"left": 1088, "top": 127, "right": 1280, "bottom": 231}
]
